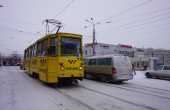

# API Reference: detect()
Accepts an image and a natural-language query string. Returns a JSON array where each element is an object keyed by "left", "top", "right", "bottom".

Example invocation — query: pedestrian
[
  {"left": 144, "top": 65, "right": 147, "bottom": 71},
  {"left": 132, "top": 63, "right": 136, "bottom": 75}
]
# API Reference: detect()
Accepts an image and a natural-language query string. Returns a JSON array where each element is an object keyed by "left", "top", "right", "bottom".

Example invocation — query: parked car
[{"left": 143, "top": 65, "right": 170, "bottom": 78}]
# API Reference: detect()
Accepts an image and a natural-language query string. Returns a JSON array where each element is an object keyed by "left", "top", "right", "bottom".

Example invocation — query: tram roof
[
  {"left": 36, "top": 32, "right": 82, "bottom": 42},
  {"left": 24, "top": 32, "right": 82, "bottom": 50}
]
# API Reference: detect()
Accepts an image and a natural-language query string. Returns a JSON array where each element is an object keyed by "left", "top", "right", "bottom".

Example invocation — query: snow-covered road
[{"left": 1, "top": 66, "right": 170, "bottom": 110}]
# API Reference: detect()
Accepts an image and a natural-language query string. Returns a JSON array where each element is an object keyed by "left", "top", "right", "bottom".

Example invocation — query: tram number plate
[{"left": 66, "top": 67, "right": 78, "bottom": 70}]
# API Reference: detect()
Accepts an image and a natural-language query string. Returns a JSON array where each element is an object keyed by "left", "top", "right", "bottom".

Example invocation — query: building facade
[
  {"left": 144, "top": 48, "right": 170, "bottom": 65},
  {"left": 84, "top": 43, "right": 163, "bottom": 70},
  {"left": 0, "top": 53, "right": 23, "bottom": 66},
  {"left": 84, "top": 43, "right": 145, "bottom": 58}
]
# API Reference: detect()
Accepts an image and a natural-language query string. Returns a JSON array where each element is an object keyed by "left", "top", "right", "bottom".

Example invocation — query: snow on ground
[{"left": 1, "top": 66, "right": 170, "bottom": 110}]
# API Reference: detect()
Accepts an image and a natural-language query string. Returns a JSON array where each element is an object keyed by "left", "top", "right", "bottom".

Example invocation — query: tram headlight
[
  {"left": 79, "top": 66, "right": 83, "bottom": 70},
  {"left": 60, "top": 66, "right": 65, "bottom": 71}
]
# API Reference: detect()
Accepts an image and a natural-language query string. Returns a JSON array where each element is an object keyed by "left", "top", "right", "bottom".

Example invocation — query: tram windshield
[{"left": 61, "top": 37, "right": 82, "bottom": 57}]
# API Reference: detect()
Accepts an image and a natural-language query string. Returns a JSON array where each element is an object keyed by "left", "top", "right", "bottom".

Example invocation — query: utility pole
[
  {"left": 85, "top": 18, "right": 111, "bottom": 56},
  {"left": 92, "top": 20, "right": 95, "bottom": 56},
  {"left": 86, "top": 18, "right": 96, "bottom": 56}
]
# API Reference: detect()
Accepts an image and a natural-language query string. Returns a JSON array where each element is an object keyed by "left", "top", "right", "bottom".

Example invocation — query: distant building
[
  {"left": 84, "top": 43, "right": 145, "bottom": 58},
  {"left": 144, "top": 48, "right": 170, "bottom": 65},
  {"left": 84, "top": 43, "right": 161, "bottom": 70},
  {"left": 0, "top": 53, "right": 23, "bottom": 66}
]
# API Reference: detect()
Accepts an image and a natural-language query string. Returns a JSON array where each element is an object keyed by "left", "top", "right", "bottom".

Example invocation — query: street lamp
[
  {"left": 86, "top": 18, "right": 101, "bottom": 56},
  {"left": 85, "top": 18, "right": 111, "bottom": 56}
]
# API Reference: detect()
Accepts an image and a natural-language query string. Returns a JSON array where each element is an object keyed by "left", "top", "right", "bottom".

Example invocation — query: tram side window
[
  {"left": 25, "top": 50, "right": 28, "bottom": 58},
  {"left": 33, "top": 44, "right": 37, "bottom": 57},
  {"left": 24, "top": 51, "right": 26, "bottom": 59},
  {"left": 31, "top": 46, "right": 34, "bottom": 57},
  {"left": 26, "top": 50, "right": 28, "bottom": 58},
  {"left": 29, "top": 48, "right": 32, "bottom": 58},
  {"left": 41, "top": 39, "right": 48, "bottom": 56},
  {"left": 49, "top": 37, "right": 58, "bottom": 56},
  {"left": 37, "top": 42, "right": 42, "bottom": 57},
  {"left": 25, "top": 50, "right": 27, "bottom": 58},
  {"left": 31, "top": 44, "right": 36, "bottom": 57}
]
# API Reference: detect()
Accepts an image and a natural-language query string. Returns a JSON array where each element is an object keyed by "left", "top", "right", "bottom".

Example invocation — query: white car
[{"left": 143, "top": 65, "right": 170, "bottom": 78}]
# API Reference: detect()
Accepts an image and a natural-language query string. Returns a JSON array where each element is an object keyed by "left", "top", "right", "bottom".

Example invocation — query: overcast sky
[{"left": 1, "top": 0, "right": 170, "bottom": 55}]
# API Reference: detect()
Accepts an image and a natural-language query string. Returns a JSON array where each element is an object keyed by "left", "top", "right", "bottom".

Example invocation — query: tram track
[
  {"left": 84, "top": 79, "right": 170, "bottom": 100},
  {"left": 12, "top": 67, "right": 93, "bottom": 110},
  {"left": 54, "top": 87, "right": 94, "bottom": 110},
  {"left": 55, "top": 83, "right": 157, "bottom": 110}
]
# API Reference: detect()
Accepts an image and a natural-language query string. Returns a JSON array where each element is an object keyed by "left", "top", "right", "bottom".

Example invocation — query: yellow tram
[{"left": 24, "top": 32, "right": 84, "bottom": 84}]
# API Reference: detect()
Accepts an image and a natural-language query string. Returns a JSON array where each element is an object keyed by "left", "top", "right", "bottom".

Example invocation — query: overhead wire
[
  {"left": 30, "top": 0, "right": 75, "bottom": 41},
  {"left": 53, "top": 0, "right": 74, "bottom": 19},
  {"left": 0, "top": 19, "right": 41, "bottom": 25},
  {"left": 96, "top": 27, "right": 170, "bottom": 40},
  {"left": 128, "top": 33, "right": 170, "bottom": 44},
  {"left": 95, "top": 21, "right": 170, "bottom": 39},
  {"left": 0, "top": 35, "right": 32, "bottom": 43},
  {"left": 98, "top": 0, "right": 152, "bottom": 23},
  {"left": 95, "top": 12, "right": 170, "bottom": 36},
  {"left": 17, "top": 0, "right": 75, "bottom": 53},
  {"left": 82, "top": 7, "right": 170, "bottom": 36},
  {"left": 83, "top": 16, "right": 170, "bottom": 40},
  {"left": 134, "top": 40, "right": 170, "bottom": 48},
  {"left": 75, "top": 0, "right": 153, "bottom": 33},
  {"left": 84, "top": 27, "right": 170, "bottom": 43},
  {"left": 83, "top": 25, "right": 170, "bottom": 49},
  {"left": 0, "top": 26, "right": 41, "bottom": 35},
  {"left": 0, "top": 30, "right": 43, "bottom": 36},
  {"left": 103, "top": 7, "right": 170, "bottom": 23}
]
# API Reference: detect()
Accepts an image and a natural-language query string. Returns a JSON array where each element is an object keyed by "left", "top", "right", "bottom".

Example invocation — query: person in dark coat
[
  {"left": 144, "top": 65, "right": 147, "bottom": 71},
  {"left": 132, "top": 63, "right": 136, "bottom": 75}
]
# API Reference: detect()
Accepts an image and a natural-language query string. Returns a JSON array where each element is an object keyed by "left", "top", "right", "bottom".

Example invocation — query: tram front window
[
  {"left": 61, "top": 37, "right": 82, "bottom": 57},
  {"left": 61, "top": 42, "right": 81, "bottom": 57}
]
